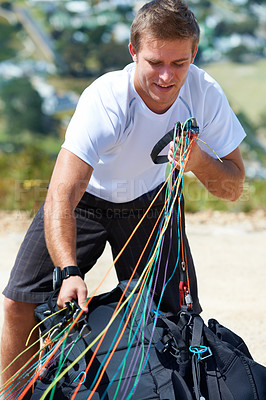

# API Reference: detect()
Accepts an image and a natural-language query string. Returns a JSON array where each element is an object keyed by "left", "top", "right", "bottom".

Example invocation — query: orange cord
[
  {"left": 71, "top": 168, "right": 182, "bottom": 399},
  {"left": 12, "top": 132, "right": 197, "bottom": 400},
  {"left": 16, "top": 332, "right": 68, "bottom": 400},
  {"left": 83, "top": 141, "right": 197, "bottom": 399}
]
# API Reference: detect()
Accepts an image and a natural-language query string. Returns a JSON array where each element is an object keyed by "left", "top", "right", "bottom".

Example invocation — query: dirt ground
[{"left": 0, "top": 209, "right": 265, "bottom": 366}]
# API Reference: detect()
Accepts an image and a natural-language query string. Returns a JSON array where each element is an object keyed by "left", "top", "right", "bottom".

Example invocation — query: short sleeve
[
  {"left": 62, "top": 79, "right": 122, "bottom": 168},
  {"left": 198, "top": 77, "right": 246, "bottom": 158}
]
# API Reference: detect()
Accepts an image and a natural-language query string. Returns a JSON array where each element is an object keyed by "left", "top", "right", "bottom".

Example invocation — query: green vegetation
[
  {"left": 0, "top": 143, "right": 56, "bottom": 212},
  {"left": 47, "top": 76, "right": 92, "bottom": 95},
  {"left": 183, "top": 176, "right": 266, "bottom": 213},
  {"left": 1, "top": 78, "right": 45, "bottom": 136},
  {"left": 0, "top": 17, "right": 22, "bottom": 61},
  {"left": 204, "top": 59, "right": 266, "bottom": 126}
]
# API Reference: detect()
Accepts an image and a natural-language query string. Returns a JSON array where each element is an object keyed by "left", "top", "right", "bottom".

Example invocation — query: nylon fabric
[{"left": 29, "top": 281, "right": 266, "bottom": 400}]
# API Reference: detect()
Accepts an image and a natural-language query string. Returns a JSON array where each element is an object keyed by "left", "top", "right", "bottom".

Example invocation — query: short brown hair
[{"left": 130, "top": 0, "right": 200, "bottom": 53}]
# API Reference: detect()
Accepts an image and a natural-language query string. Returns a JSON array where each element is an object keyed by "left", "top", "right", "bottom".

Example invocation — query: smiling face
[{"left": 129, "top": 37, "right": 197, "bottom": 114}]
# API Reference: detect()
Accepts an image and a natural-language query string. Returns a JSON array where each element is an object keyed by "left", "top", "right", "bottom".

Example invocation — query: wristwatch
[{"left": 53, "top": 266, "right": 83, "bottom": 290}]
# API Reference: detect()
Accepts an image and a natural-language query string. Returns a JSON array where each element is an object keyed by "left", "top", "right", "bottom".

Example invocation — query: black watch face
[{"left": 53, "top": 267, "right": 62, "bottom": 290}]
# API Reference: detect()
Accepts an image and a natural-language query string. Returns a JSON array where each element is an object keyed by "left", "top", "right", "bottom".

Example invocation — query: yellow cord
[{"left": 26, "top": 306, "right": 67, "bottom": 346}]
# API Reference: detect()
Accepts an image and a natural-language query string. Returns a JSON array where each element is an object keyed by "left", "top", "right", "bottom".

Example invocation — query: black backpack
[{"left": 31, "top": 281, "right": 266, "bottom": 400}]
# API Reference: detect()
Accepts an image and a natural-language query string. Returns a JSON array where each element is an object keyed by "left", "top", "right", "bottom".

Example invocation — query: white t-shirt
[{"left": 62, "top": 63, "right": 246, "bottom": 203}]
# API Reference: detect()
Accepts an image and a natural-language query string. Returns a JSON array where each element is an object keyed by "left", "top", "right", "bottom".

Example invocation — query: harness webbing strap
[
  {"left": 191, "top": 316, "right": 204, "bottom": 349},
  {"left": 150, "top": 123, "right": 181, "bottom": 164}
]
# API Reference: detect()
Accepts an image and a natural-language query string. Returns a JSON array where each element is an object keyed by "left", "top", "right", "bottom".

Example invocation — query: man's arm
[
  {"left": 44, "top": 148, "right": 93, "bottom": 310},
  {"left": 168, "top": 142, "right": 245, "bottom": 201}
]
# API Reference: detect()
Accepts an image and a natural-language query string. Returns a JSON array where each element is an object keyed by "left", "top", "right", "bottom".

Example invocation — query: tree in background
[
  {"left": 0, "top": 18, "right": 21, "bottom": 61},
  {"left": 1, "top": 77, "right": 45, "bottom": 137}
]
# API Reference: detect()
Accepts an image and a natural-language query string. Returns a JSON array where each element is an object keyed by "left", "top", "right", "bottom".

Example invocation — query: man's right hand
[{"left": 57, "top": 275, "right": 89, "bottom": 313}]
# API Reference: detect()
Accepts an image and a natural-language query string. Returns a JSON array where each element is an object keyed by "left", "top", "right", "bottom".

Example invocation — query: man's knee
[{"left": 3, "top": 297, "right": 37, "bottom": 324}]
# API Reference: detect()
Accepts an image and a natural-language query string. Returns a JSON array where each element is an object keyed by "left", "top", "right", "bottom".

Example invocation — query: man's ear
[
  {"left": 191, "top": 44, "right": 198, "bottom": 63},
  {"left": 128, "top": 43, "right": 138, "bottom": 62}
]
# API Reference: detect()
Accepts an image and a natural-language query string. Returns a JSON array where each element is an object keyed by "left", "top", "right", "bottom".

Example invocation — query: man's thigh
[{"left": 3, "top": 205, "right": 108, "bottom": 304}]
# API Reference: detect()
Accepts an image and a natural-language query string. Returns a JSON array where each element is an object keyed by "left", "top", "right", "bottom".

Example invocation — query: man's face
[{"left": 129, "top": 37, "right": 197, "bottom": 114}]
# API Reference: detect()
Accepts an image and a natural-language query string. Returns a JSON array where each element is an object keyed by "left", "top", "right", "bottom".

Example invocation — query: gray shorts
[{"left": 3, "top": 186, "right": 201, "bottom": 315}]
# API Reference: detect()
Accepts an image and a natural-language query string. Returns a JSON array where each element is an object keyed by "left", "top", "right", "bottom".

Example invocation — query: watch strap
[{"left": 61, "top": 265, "right": 83, "bottom": 280}]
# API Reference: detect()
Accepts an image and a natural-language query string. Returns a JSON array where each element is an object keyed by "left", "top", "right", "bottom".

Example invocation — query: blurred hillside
[{"left": 0, "top": 0, "right": 265, "bottom": 212}]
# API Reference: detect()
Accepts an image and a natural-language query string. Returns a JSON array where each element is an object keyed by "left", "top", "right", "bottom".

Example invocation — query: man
[{"left": 1, "top": 0, "right": 245, "bottom": 393}]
